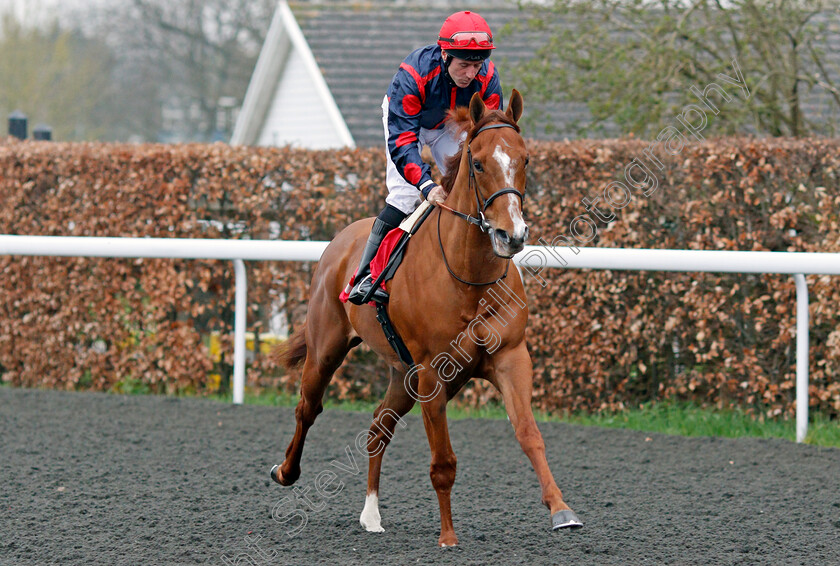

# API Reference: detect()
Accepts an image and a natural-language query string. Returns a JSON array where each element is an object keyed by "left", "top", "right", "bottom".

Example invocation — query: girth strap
[{"left": 375, "top": 303, "right": 415, "bottom": 370}]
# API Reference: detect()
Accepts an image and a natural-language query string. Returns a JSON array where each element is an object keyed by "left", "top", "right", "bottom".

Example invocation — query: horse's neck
[{"left": 434, "top": 168, "right": 508, "bottom": 288}]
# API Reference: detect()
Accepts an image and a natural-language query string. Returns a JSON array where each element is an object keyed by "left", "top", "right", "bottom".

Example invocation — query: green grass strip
[
  {"left": 2, "top": 380, "right": 836, "bottom": 447},
  {"left": 212, "top": 389, "right": 840, "bottom": 448}
]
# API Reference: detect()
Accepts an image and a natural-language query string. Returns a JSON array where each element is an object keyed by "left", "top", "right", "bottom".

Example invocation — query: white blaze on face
[
  {"left": 360, "top": 492, "right": 384, "bottom": 532},
  {"left": 493, "top": 144, "right": 528, "bottom": 241}
]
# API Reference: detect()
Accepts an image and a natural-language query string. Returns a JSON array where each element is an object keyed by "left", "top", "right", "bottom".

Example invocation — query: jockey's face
[{"left": 444, "top": 52, "right": 483, "bottom": 88}]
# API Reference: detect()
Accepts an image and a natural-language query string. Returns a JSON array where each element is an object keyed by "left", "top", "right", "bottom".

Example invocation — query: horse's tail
[{"left": 275, "top": 322, "right": 307, "bottom": 369}]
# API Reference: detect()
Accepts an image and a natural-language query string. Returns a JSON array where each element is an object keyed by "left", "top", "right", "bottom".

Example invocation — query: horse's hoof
[
  {"left": 439, "top": 542, "right": 459, "bottom": 548},
  {"left": 438, "top": 535, "right": 459, "bottom": 548},
  {"left": 361, "top": 522, "right": 385, "bottom": 533},
  {"left": 269, "top": 464, "right": 283, "bottom": 484},
  {"left": 270, "top": 464, "right": 294, "bottom": 486},
  {"left": 552, "top": 509, "right": 583, "bottom": 530},
  {"left": 270, "top": 464, "right": 299, "bottom": 486}
]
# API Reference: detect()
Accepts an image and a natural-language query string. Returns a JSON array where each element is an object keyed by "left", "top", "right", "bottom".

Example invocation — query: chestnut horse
[{"left": 273, "top": 90, "right": 581, "bottom": 546}]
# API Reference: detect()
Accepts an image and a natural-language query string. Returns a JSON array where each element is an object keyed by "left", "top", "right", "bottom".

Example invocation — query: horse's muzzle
[{"left": 491, "top": 225, "right": 529, "bottom": 257}]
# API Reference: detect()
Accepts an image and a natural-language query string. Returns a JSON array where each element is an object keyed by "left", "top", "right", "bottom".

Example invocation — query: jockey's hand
[{"left": 426, "top": 184, "right": 449, "bottom": 206}]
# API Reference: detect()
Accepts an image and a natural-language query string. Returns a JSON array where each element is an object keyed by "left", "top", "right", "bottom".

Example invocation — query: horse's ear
[
  {"left": 506, "top": 89, "right": 524, "bottom": 124},
  {"left": 469, "top": 93, "right": 485, "bottom": 125}
]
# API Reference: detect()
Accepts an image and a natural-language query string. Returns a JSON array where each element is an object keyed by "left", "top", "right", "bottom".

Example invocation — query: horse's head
[{"left": 446, "top": 90, "right": 529, "bottom": 258}]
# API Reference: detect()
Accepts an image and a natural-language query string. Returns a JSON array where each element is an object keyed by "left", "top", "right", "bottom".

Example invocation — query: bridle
[
  {"left": 437, "top": 122, "right": 524, "bottom": 233},
  {"left": 436, "top": 121, "right": 526, "bottom": 286}
]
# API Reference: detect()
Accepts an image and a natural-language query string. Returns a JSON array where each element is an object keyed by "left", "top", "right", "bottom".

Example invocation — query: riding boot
[{"left": 347, "top": 204, "right": 407, "bottom": 305}]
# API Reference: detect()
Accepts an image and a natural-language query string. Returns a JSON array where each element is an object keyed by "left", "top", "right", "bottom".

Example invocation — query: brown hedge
[{"left": 1, "top": 136, "right": 838, "bottom": 418}]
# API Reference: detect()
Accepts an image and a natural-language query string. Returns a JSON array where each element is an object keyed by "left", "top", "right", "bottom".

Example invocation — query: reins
[
  {"left": 437, "top": 207, "right": 510, "bottom": 286},
  {"left": 436, "top": 121, "right": 524, "bottom": 287}
]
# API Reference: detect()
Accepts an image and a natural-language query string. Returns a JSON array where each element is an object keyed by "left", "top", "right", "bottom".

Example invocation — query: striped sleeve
[
  {"left": 386, "top": 66, "right": 435, "bottom": 195},
  {"left": 477, "top": 60, "right": 503, "bottom": 111}
]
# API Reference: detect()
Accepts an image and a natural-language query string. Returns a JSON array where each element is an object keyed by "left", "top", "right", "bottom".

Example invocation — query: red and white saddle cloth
[{"left": 339, "top": 201, "right": 434, "bottom": 304}]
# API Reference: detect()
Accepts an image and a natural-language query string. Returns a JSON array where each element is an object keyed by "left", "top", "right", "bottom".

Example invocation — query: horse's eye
[
  {"left": 473, "top": 160, "right": 483, "bottom": 173},
  {"left": 524, "top": 156, "right": 530, "bottom": 167}
]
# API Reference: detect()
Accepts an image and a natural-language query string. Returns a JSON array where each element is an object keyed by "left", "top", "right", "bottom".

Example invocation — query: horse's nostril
[{"left": 497, "top": 230, "right": 510, "bottom": 243}]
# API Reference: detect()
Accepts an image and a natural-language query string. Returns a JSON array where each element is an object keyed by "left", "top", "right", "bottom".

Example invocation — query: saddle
[
  {"left": 339, "top": 201, "right": 435, "bottom": 369},
  {"left": 340, "top": 201, "right": 435, "bottom": 306}
]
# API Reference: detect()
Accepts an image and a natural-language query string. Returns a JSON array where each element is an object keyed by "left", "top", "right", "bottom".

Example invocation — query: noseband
[
  {"left": 437, "top": 121, "right": 525, "bottom": 287},
  {"left": 439, "top": 122, "right": 525, "bottom": 233}
]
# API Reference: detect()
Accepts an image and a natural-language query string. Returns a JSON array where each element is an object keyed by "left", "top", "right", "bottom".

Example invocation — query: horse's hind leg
[
  {"left": 359, "top": 368, "right": 415, "bottom": 533},
  {"left": 272, "top": 316, "right": 353, "bottom": 487},
  {"left": 489, "top": 343, "right": 582, "bottom": 530}
]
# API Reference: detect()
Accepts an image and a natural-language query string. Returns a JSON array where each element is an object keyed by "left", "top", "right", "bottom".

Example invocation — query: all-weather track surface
[{"left": 1, "top": 388, "right": 839, "bottom": 566}]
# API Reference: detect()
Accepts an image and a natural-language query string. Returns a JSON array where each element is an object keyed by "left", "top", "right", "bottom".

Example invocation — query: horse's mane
[{"left": 440, "top": 107, "right": 521, "bottom": 193}]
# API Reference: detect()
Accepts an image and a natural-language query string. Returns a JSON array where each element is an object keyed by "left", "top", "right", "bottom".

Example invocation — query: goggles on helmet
[{"left": 439, "top": 31, "right": 494, "bottom": 49}]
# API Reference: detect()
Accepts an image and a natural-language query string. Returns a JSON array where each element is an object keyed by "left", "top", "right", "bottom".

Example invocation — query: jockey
[{"left": 347, "top": 10, "right": 503, "bottom": 305}]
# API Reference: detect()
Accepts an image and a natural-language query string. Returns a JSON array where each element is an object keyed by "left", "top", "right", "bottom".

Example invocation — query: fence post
[
  {"left": 233, "top": 259, "right": 247, "bottom": 405},
  {"left": 8, "top": 110, "right": 27, "bottom": 139},
  {"left": 794, "top": 274, "right": 809, "bottom": 443}
]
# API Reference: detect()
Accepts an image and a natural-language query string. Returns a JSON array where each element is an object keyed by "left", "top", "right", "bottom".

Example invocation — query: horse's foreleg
[
  {"left": 418, "top": 376, "right": 459, "bottom": 547},
  {"left": 360, "top": 368, "right": 415, "bottom": 533},
  {"left": 491, "top": 343, "right": 583, "bottom": 530}
]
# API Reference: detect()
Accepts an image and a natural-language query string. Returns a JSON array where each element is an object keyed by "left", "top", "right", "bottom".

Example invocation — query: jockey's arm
[
  {"left": 481, "top": 61, "right": 504, "bottom": 111},
  {"left": 386, "top": 72, "right": 436, "bottom": 198}
]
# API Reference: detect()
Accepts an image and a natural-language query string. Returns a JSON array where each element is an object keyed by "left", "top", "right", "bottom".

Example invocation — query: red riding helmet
[{"left": 437, "top": 10, "right": 495, "bottom": 62}]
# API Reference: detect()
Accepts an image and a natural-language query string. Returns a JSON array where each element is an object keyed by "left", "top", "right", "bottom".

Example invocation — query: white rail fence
[{"left": 2, "top": 235, "right": 839, "bottom": 443}]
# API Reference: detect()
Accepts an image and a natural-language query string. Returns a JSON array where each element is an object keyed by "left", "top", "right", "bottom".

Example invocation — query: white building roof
[{"left": 231, "top": 1, "right": 355, "bottom": 149}]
